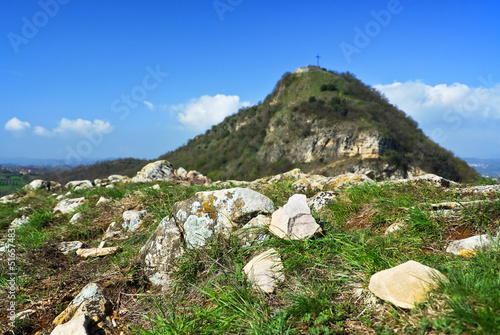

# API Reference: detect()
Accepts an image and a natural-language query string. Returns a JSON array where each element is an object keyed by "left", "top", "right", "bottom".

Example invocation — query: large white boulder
[{"left": 173, "top": 188, "right": 274, "bottom": 248}]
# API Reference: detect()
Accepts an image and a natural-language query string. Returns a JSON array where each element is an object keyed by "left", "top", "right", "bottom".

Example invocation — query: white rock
[
  {"left": 70, "top": 212, "right": 82, "bottom": 224},
  {"left": 52, "top": 283, "right": 110, "bottom": 327},
  {"left": 122, "top": 210, "right": 147, "bottom": 231},
  {"left": 132, "top": 160, "right": 175, "bottom": 182},
  {"left": 103, "top": 221, "right": 121, "bottom": 239},
  {"left": 50, "top": 314, "right": 91, "bottom": 335},
  {"left": 0, "top": 193, "right": 17, "bottom": 204},
  {"left": 270, "top": 194, "right": 322, "bottom": 240},
  {"left": 446, "top": 234, "right": 499, "bottom": 255},
  {"left": 139, "top": 216, "right": 185, "bottom": 288},
  {"left": 236, "top": 215, "right": 270, "bottom": 247},
  {"left": 244, "top": 248, "right": 284, "bottom": 293},
  {"left": 57, "top": 241, "right": 86, "bottom": 255},
  {"left": 328, "top": 173, "right": 373, "bottom": 189},
  {"left": 173, "top": 188, "right": 274, "bottom": 248},
  {"left": 96, "top": 196, "right": 109, "bottom": 206},
  {"left": 65, "top": 180, "right": 93, "bottom": 190},
  {"left": 9, "top": 216, "right": 30, "bottom": 229},
  {"left": 54, "top": 197, "right": 86, "bottom": 214},
  {"left": 175, "top": 167, "right": 188, "bottom": 178},
  {"left": 307, "top": 191, "right": 336, "bottom": 212},
  {"left": 368, "top": 260, "right": 447, "bottom": 309}
]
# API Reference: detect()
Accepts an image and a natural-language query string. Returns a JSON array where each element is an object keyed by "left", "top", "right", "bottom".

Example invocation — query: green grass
[{"left": 3, "top": 173, "right": 500, "bottom": 334}]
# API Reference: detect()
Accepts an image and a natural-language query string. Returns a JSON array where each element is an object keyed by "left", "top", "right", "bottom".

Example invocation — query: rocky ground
[{"left": 1, "top": 161, "right": 500, "bottom": 334}]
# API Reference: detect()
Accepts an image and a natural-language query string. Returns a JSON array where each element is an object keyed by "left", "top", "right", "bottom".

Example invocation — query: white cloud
[
  {"left": 143, "top": 100, "right": 155, "bottom": 111},
  {"left": 374, "top": 81, "right": 500, "bottom": 124},
  {"left": 176, "top": 94, "right": 250, "bottom": 131},
  {"left": 33, "top": 126, "right": 51, "bottom": 136},
  {"left": 4, "top": 117, "right": 31, "bottom": 134},
  {"left": 6, "top": 117, "right": 114, "bottom": 137},
  {"left": 374, "top": 81, "right": 500, "bottom": 158}
]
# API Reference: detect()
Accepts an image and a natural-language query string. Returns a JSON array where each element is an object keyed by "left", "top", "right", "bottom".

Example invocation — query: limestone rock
[
  {"left": 236, "top": 215, "right": 270, "bottom": 247},
  {"left": 292, "top": 178, "right": 324, "bottom": 192},
  {"left": 132, "top": 160, "right": 175, "bottom": 182},
  {"left": 173, "top": 188, "right": 274, "bottom": 248},
  {"left": 0, "top": 193, "right": 17, "bottom": 204},
  {"left": 270, "top": 194, "right": 322, "bottom": 240},
  {"left": 76, "top": 247, "right": 118, "bottom": 258},
  {"left": 52, "top": 283, "right": 111, "bottom": 326},
  {"left": 65, "top": 180, "right": 94, "bottom": 190},
  {"left": 396, "top": 174, "right": 458, "bottom": 188},
  {"left": 368, "top": 260, "right": 447, "bottom": 309},
  {"left": 175, "top": 167, "right": 188, "bottom": 178},
  {"left": 139, "top": 216, "right": 184, "bottom": 288},
  {"left": 70, "top": 212, "right": 83, "bottom": 224},
  {"left": 25, "top": 179, "right": 62, "bottom": 192},
  {"left": 307, "top": 191, "right": 336, "bottom": 212},
  {"left": 445, "top": 234, "right": 498, "bottom": 255},
  {"left": 58, "top": 241, "right": 86, "bottom": 255},
  {"left": 96, "top": 197, "right": 109, "bottom": 206},
  {"left": 385, "top": 221, "right": 406, "bottom": 235},
  {"left": 9, "top": 216, "right": 30, "bottom": 230},
  {"left": 50, "top": 314, "right": 105, "bottom": 335},
  {"left": 122, "top": 210, "right": 147, "bottom": 231},
  {"left": 328, "top": 173, "right": 373, "bottom": 189},
  {"left": 54, "top": 197, "right": 86, "bottom": 214},
  {"left": 243, "top": 248, "right": 284, "bottom": 293},
  {"left": 103, "top": 221, "right": 121, "bottom": 239}
]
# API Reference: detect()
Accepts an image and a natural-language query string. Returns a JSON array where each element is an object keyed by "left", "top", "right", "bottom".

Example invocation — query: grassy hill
[{"left": 160, "top": 67, "right": 477, "bottom": 182}]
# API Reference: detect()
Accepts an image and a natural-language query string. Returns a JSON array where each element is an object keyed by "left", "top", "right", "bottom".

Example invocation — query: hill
[{"left": 160, "top": 66, "right": 477, "bottom": 182}]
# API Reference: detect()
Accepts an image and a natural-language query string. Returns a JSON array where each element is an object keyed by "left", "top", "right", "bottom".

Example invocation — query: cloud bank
[
  {"left": 374, "top": 80, "right": 500, "bottom": 158},
  {"left": 4, "top": 117, "right": 114, "bottom": 137},
  {"left": 176, "top": 94, "right": 250, "bottom": 131}
]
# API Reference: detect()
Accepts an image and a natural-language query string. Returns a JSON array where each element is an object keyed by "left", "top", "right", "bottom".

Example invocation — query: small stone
[
  {"left": 70, "top": 212, "right": 83, "bottom": 224},
  {"left": 122, "top": 210, "right": 147, "bottom": 231},
  {"left": 368, "top": 260, "right": 447, "bottom": 309},
  {"left": 236, "top": 215, "right": 270, "bottom": 247},
  {"left": 57, "top": 241, "right": 86, "bottom": 255},
  {"left": 54, "top": 197, "right": 86, "bottom": 214},
  {"left": 76, "top": 247, "right": 118, "bottom": 258},
  {"left": 96, "top": 197, "right": 109, "bottom": 206},
  {"left": 243, "top": 248, "right": 284, "bottom": 293},
  {"left": 446, "top": 234, "right": 498, "bottom": 255},
  {"left": 307, "top": 191, "right": 336, "bottom": 212},
  {"left": 269, "top": 194, "right": 321, "bottom": 240}
]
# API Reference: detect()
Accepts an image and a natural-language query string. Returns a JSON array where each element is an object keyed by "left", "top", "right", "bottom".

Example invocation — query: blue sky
[{"left": 2, "top": 0, "right": 500, "bottom": 165}]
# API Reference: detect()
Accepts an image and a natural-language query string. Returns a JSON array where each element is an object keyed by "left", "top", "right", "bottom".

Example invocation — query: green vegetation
[
  {"left": 0, "top": 174, "right": 26, "bottom": 197},
  {"left": 1, "top": 172, "right": 500, "bottom": 333}
]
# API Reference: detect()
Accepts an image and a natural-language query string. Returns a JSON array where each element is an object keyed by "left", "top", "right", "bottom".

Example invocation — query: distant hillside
[
  {"left": 40, "top": 158, "right": 149, "bottom": 184},
  {"left": 159, "top": 66, "right": 477, "bottom": 182},
  {"left": 463, "top": 158, "right": 500, "bottom": 178}
]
